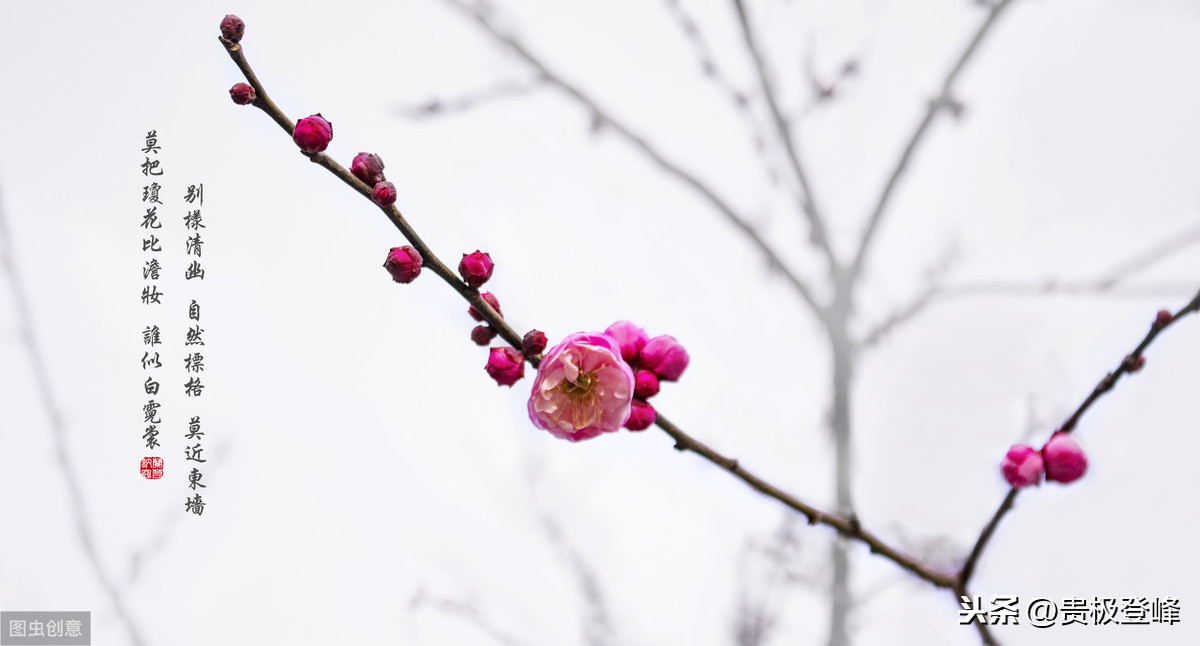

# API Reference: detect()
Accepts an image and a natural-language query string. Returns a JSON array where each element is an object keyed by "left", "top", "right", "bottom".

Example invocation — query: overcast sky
[{"left": 1, "top": 1, "right": 1199, "bottom": 645}]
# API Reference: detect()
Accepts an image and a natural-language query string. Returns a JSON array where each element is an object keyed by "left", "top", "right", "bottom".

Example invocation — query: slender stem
[{"left": 850, "top": 0, "right": 1018, "bottom": 286}]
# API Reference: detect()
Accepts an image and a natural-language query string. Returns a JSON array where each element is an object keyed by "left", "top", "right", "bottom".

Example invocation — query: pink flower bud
[
  {"left": 633, "top": 369, "right": 659, "bottom": 399},
  {"left": 351, "top": 153, "right": 386, "bottom": 186},
  {"left": 471, "top": 325, "right": 497, "bottom": 346},
  {"left": 1042, "top": 432, "right": 1088, "bottom": 484},
  {"left": 383, "top": 245, "right": 422, "bottom": 284},
  {"left": 293, "top": 114, "right": 333, "bottom": 154},
  {"left": 522, "top": 330, "right": 548, "bottom": 357},
  {"left": 220, "top": 14, "right": 245, "bottom": 43},
  {"left": 1155, "top": 309, "right": 1174, "bottom": 328},
  {"left": 604, "top": 321, "right": 649, "bottom": 363},
  {"left": 624, "top": 399, "right": 657, "bottom": 431},
  {"left": 372, "top": 181, "right": 397, "bottom": 208},
  {"left": 229, "top": 83, "right": 256, "bottom": 105},
  {"left": 486, "top": 347, "right": 525, "bottom": 387},
  {"left": 1128, "top": 354, "right": 1146, "bottom": 373},
  {"left": 640, "top": 335, "right": 689, "bottom": 381},
  {"left": 458, "top": 251, "right": 494, "bottom": 288},
  {"left": 468, "top": 292, "right": 502, "bottom": 322},
  {"left": 1000, "top": 444, "right": 1043, "bottom": 488},
  {"left": 528, "top": 332, "right": 634, "bottom": 441}
]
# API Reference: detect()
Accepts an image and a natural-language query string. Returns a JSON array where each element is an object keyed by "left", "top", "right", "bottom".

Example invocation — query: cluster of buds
[
  {"left": 1001, "top": 431, "right": 1088, "bottom": 488},
  {"left": 351, "top": 152, "right": 399, "bottom": 209},
  {"left": 602, "top": 321, "right": 689, "bottom": 432}
]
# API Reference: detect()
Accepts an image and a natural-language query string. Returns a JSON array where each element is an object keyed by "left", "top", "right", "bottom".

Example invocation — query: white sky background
[{"left": 1, "top": 0, "right": 1199, "bottom": 645}]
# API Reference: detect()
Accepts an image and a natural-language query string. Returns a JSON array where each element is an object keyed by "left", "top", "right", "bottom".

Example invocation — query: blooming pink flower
[
  {"left": 293, "top": 114, "right": 332, "bottom": 154},
  {"left": 1043, "top": 432, "right": 1087, "bottom": 484},
  {"left": 528, "top": 332, "right": 635, "bottom": 442},
  {"left": 486, "top": 347, "right": 525, "bottom": 387},
  {"left": 1000, "top": 444, "right": 1043, "bottom": 488},
  {"left": 640, "top": 335, "right": 689, "bottom": 381}
]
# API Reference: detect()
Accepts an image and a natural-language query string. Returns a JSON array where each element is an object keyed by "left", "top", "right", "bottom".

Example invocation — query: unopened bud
[
  {"left": 468, "top": 292, "right": 502, "bottom": 322},
  {"left": 1042, "top": 432, "right": 1088, "bottom": 484},
  {"left": 372, "top": 181, "right": 397, "bottom": 208},
  {"left": 522, "top": 330, "right": 548, "bottom": 357},
  {"left": 351, "top": 152, "right": 385, "bottom": 185},
  {"left": 639, "top": 335, "right": 690, "bottom": 381},
  {"left": 485, "top": 347, "right": 525, "bottom": 387},
  {"left": 220, "top": 14, "right": 245, "bottom": 43},
  {"left": 229, "top": 83, "right": 256, "bottom": 105},
  {"left": 293, "top": 114, "right": 333, "bottom": 154},
  {"left": 458, "top": 251, "right": 494, "bottom": 288},
  {"left": 471, "top": 325, "right": 498, "bottom": 346},
  {"left": 623, "top": 399, "right": 657, "bottom": 431},
  {"left": 605, "top": 320, "right": 649, "bottom": 364},
  {"left": 1000, "top": 444, "right": 1043, "bottom": 488},
  {"left": 633, "top": 369, "right": 659, "bottom": 399},
  {"left": 383, "top": 245, "right": 422, "bottom": 284}
]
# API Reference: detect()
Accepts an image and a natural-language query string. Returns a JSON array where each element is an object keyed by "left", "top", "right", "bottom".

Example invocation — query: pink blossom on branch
[{"left": 528, "top": 332, "right": 634, "bottom": 442}]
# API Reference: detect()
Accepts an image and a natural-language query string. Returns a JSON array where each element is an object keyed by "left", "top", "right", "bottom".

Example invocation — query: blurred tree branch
[{"left": 0, "top": 188, "right": 149, "bottom": 646}]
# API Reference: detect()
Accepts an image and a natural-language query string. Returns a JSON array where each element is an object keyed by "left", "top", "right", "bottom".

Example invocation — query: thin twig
[
  {"left": 410, "top": 589, "right": 536, "bottom": 646},
  {"left": 850, "top": 0, "right": 1018, "bottom": 286},
  {"left": 730, "top": 0, "right": 836, "bottom": 269},
  {"left": 435, "top": 0, "right": 830, "bottom": 323},
  {"left": 395, "top": 77, "right": 546, "bottom": 119},
  {"left": 858, "top": 221, "right": 1200, "bottom": 351},
  {"left": 661, "top": 0, "right": 779, "bottom": 187},
  {"left": 957, "top": 288, "right": 1200, "bottom": 588},
  {"left": 0, "top": 189, "right": 148, "bottom": 645}
]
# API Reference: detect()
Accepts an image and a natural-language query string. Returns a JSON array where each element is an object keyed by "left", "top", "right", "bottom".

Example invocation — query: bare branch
[
  {"left": 394, "top": 77, "right": 546, "bottom": 119},
  {"left": 0, "top": 188, "right": 149, "bottom": 646},
  {"left": 409, "top": 589, "right": 537, "bottom": 646},
  {"left": 435, "top": 0, "right": 830, "bottom": 322},
  {"left": 957, "top": 288, "right": 1200, "bottom": 588},
  {"left": 539, "top": 515, "right": 616, "bottom": 646},
  {"left": 859, "top": 223, "right": 1200, "bottom": 349},
  {"left": 731, "top": 0, "right": 837, "bottom": 269},
  {"left": 656, "top": 412, "right": 956, "bottom": 589},
  {"left": 850, "top": 0, "right": 1019, "bottom": 286},
  {"left": 660, "top": 0, "right": 786, "bottom": 188}
]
